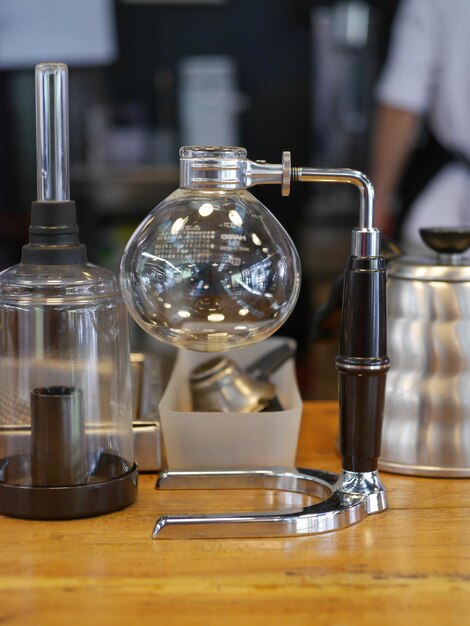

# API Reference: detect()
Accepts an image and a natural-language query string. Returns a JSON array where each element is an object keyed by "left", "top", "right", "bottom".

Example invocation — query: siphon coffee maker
[
  {"left": 121, "top": 147, "right": 389, "bottom": 538},
  {"left": 0, "top": 63, "right": 137, "bottom": 519}
]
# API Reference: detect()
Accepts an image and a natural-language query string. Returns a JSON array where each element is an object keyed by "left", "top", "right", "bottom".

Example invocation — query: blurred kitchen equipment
[
  {"left": 178, "top": 56, "right": 243, "bottom": 148},
  {"left": 131, "top": 353, "right": 162, "bottom": 472},
  {"left": 189, "top": 342, "right": 295, "bottom": 412},
  {"left": 120, "top": 146, "right": 389, "bottom": 539},
  {"left": 310, "top": 1, "right": 378, "bottom": 170},
  {"left": 0, "top": 0, "right": 116, "bottom": 69},
  {"left": 304, "top": 1, "right": 382, "bottom": 297},
  {"left": 381, "top": 227, "right": 470, "bottom": 477},
  {"left": 0, "top": 63, "right": 137, "bottom": 519}
]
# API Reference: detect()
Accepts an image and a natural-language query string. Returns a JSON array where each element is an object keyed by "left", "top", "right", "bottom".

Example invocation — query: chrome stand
[
  {"left": 153, "top": 468, "right": 387, "bottom": 538},
  {"left": 151, "top": 151, "right": 389, "bottom": 540}
]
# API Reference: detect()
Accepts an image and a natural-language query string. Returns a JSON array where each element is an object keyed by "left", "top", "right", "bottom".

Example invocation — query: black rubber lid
[{"left": 21, "top": 200, "right": 87, "bottom": 265}]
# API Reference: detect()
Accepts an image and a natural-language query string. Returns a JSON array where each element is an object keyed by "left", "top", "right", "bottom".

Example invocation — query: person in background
[{"left": 371, "top": 0, "right": 470, "bottom": 250}]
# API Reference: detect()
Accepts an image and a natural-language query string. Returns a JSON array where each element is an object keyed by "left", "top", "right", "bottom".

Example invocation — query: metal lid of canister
[{"left": 388, "top": 227, "right": 470, "bottom": 282}]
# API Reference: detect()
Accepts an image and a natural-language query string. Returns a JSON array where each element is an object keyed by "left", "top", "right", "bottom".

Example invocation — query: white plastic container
[{"left": 159, "top": 337, "right": 302, "bottom": 469}]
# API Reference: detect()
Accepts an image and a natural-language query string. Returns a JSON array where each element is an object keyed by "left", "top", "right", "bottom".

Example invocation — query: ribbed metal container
[{"left": 380, "top": 240, "right": 470, "bottom": 477}]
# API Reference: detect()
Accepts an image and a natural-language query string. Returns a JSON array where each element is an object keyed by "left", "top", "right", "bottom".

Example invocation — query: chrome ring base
[{"left": 153, "top": 467, "right": 387, "bottom": 539}]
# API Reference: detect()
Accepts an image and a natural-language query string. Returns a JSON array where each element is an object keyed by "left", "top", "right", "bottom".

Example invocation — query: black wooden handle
[
  {"left": 336, "top": 256, "right": 389, "bottom": 473},
  {"left": 246, "top": 343, "right": 296, "bottom": 379}
]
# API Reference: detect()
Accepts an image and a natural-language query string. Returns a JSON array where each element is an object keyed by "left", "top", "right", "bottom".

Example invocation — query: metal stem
[{"left": 35, "top": 62, "right": 70, "bottom": 201}]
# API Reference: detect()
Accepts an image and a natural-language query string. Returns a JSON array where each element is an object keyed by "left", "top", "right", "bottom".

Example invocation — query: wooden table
[{"left": 0, "top": 401, "right": 469, "bottom": 625}]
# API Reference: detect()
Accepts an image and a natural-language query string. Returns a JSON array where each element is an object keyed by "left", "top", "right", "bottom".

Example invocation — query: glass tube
[{"left": 35, "top": 62, "right": 70, "bottom": 201}]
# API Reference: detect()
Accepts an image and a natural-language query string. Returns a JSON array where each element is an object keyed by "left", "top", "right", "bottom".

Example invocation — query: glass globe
[{"left": 120, "top": 186, "right": 301, "bottom": 352}]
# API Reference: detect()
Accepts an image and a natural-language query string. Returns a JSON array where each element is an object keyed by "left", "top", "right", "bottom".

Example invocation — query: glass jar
[{"left": 0, "top": 261, "right": 137, "bottom": 518}]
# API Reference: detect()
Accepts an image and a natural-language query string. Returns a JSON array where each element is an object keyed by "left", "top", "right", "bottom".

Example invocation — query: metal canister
[{"left": 380, "top": 228, "right": 470, "bottom": 476}]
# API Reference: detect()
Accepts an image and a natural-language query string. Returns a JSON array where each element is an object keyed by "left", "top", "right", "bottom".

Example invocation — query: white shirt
[{"left": 375, "top": 0, "right": 470, "bottom": 248}]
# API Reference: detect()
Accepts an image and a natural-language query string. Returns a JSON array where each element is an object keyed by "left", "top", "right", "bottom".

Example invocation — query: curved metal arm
[
  {"left": 292, "top": 167, "right": 374, "bottom": 229},
  {"left": 290, "top": 166, "right": 379, "bottom": 257},
  {"left": 243, "top": 155, "right": 380, "bottom": 257}
]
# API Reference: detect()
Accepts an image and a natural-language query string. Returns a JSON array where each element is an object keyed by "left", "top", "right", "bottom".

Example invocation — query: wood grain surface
[{"left": 0, "top": 401, "right": 469, "bottom": 626}]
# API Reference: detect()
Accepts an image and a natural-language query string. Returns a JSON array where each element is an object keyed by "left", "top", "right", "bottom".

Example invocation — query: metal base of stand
[{"left": 153, "top": 467, "right": 387, "bottom": 539}]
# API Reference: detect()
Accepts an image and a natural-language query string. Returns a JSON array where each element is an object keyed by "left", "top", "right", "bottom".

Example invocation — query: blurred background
[{"left": 0, "top": 0, "right": 399, "bottom": 399}]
